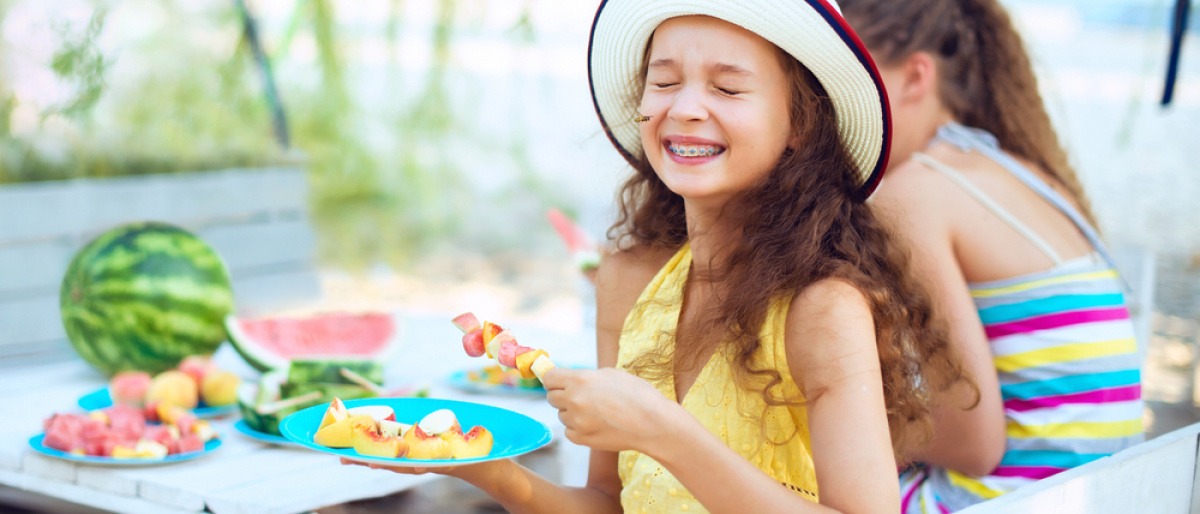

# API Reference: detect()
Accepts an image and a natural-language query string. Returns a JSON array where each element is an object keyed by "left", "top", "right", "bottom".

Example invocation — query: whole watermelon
[{"left": 60, "top": 222, "right": 234, "bottom": 377}]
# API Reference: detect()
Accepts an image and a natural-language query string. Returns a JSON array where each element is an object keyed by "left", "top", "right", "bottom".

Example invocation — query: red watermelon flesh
[{"left": 226, "top": 312, "right": 398, "bottom": 372}]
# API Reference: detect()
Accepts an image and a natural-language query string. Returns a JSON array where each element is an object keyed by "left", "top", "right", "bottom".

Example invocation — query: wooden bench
[{"left": 0, "top": 167, "right": 321, "bottom": 368}]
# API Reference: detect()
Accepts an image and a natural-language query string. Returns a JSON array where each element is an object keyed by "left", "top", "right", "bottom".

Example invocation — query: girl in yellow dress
[{"left": 353, "top": 1, "right": 972, "bottom": 512}]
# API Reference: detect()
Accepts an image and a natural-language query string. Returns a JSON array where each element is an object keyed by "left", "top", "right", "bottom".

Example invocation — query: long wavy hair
[
  {"left": 840, "top": 0, "right": 1097, "bottom": 226},
  {"left": 610, "top": 46, "right": 973, "bottom": 461}
]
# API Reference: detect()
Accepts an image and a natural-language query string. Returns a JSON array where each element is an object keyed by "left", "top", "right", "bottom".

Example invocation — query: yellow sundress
[{"left": 616, "top": 245, "right": 819, "bottom": 513}]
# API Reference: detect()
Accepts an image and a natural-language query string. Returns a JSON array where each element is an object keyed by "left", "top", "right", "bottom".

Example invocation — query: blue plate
[
  {"left": 280, "top": 397, "right": 553, "bottom": 467},
  {"left": 28, "top": 433, "right": 221, "bottom": 466},
  {"left": 233, "top": 419, "right": 300, "bottom": 447},
  {"left": 446, "top": 368, "right": 547, "bottom": 398},
  {"left": 78, "top": 387, "right": 237, "bottom": 419}
]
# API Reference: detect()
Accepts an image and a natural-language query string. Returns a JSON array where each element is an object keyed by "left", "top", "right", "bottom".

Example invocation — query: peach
[
  {"left": 351, "top": 422, "right": 408, "bottom": 458},
  {"left": 314, "top": 414, "right": 375, "bottom": 448},
  {"left": 146, "top": 370, "right": 198, "bottom": 410},
  {"left": 319, "top": 397, "right": 349, "bottom": 429},
  {"left": 482, "top": 322, "right": 505, "bottom": 357},
  {"left": 440, "top": 425, "right": 494, "bottom": 459},
  {"left": 178, "top": 355, "right": 217, "bottom": 389},
  {"left": 110, "top": 371, "right": 152, "bottom": 407},
  {"left": 402, "top": 425, "right": 452, "bottom": 459},
  {"left": 200, "top": 370, "right": 240, "bottom": 407}
]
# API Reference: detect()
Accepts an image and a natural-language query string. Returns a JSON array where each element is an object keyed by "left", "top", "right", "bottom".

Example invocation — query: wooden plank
[
  {"left": 229, "top": 268, "right": 322, "bottom": 315},
  {"left": 0, "top": 180, "right": 87, "bottom": 244},
  {"left": 0, "top": 240, "right": 74, "bottom": 297},
  {"left": 0, "top": 167, "right": 308, "bottom": 246},
  {"left": 204, "top": 463, "right": 439, "bottom": 514},
  {"left": 0, "top": 469, "right": 196, "bottom": 514},
  {"left": 199, "top": 220, "right": 316, "bottom": 272},
  {"left": 0, "top": 295, "right": 65, "bottom": 349},
  {"left": 135, "top": 447, "right": 323, "bottom": 512},
  {"left": 962, "top": 422, "right": 1200, "bottom": 513}
]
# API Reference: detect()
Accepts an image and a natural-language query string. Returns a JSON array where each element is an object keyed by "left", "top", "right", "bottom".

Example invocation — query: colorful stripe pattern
[{"left": 902, "top": 256, "right": 1144, "bottom": 513}]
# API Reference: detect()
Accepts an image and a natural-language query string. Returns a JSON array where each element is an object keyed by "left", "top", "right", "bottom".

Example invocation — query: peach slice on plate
[
  {"left": 351, "top": 421, "right": 408, "bottom": 458},
  {"left": 315, "top": 414, "right": 375, "bottom": 448},
  {"left": 319, "top": 397, "right": 349, "bottom": 429},
  {"left": 403, "top": 425, "right": 452, "bottom": 459},
  {"left": 441, "top": 425, "right": 494, "bottom": 459}
]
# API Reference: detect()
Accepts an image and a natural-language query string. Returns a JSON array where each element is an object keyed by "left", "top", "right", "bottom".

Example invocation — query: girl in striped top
[{"left": 839, "top": 0, "right": 1145, "bottom": 510}]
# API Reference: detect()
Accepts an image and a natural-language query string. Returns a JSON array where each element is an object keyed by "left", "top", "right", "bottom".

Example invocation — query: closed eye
[
  {"left": 651, "top": 82, "right": 678, "bottom": 89},
  {"left": 716, "top": 87, "right": 742, "bottom": 96}
]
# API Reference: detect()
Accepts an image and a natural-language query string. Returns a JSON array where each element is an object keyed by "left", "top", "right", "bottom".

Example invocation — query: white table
[{"left": 0, "top": 311, "right": 596, "bottom": 513}]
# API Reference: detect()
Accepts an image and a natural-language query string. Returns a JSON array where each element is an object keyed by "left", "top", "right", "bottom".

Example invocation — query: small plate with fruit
[
  {"left": 78, "top": 356, "right": 241, "bottom": 419},
  {"left": 31, "top": 404, "right": 222, "bottom": 466},
  {"left": 279, "top": 397, "right": 553, "bottom": 467},
  {"left": 446, "top": 364, "right": 547, "bottom": 398}
]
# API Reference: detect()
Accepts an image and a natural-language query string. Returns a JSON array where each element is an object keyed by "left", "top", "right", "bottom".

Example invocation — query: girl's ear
[{"left": 897, "top": 51, "right": 939, "bottom": 104}]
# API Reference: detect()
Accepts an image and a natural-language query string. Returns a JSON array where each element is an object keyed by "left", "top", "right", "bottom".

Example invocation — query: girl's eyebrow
[{"left": 648, "top": 59, "right": 753, "bottom": 77}]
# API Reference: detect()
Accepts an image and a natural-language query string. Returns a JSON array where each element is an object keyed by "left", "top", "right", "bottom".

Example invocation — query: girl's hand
[
  {"left": 340, "top": 457, "right": 436, "bottom": 475},
  {"left": 541, "top": 367, "right": 679, "bottom": 454}
]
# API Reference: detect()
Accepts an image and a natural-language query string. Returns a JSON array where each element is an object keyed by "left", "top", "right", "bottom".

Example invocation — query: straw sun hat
[{"left": 587, "top": 0, "right": 892, "bottom": 196}]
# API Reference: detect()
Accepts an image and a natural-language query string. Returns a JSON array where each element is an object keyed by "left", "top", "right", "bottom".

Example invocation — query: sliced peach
[
  {"left": 315, "top": 414, "right": 375, "bottom": 448},
  {"left": 402, "top": 424, "right": 452, "bottom": 459},
  {"left": 514, "top": 349, "right": 548, "bottom": 379},
  {"left": 442, "top": 425, "right": 494, "bottom": 459},
  {"left": 319, "top": 397, "right": 349, "bottom": 429},
  {"left": 352, "top": 421, "right": 408, "bottom": 458}
]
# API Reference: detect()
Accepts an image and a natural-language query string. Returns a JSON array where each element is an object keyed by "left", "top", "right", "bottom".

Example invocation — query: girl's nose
[{"left": 667, "top": 85, "right": 709, "bottom": 123}]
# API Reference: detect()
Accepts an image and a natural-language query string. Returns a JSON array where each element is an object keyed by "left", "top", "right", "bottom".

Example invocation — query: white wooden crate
[{"left": 0, "top": 167, "right": 321, "bottom": 367}]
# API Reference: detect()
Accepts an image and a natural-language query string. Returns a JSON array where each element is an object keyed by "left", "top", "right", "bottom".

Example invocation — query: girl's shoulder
[
  {"left": 596, "top": 245, "right": 676, "bottom": 295},
  {"left": 594, "top": 245, "right": 678, "bottom": 326}
]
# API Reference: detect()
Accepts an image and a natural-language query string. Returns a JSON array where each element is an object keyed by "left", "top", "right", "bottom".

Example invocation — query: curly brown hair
[
  {"left": 839, "top": 0, "right": 1097, "bottom": 226},
  {"left": 611, "top": 47, "right": 974, "bottom": 461}
]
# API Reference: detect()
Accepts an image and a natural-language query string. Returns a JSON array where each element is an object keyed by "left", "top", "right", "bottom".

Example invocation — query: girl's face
[{"left": 638, "top": 16, "right": 795, "bottom": 207}]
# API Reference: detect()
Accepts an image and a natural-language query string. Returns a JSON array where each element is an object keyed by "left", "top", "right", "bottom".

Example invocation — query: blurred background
[{"left": 0, "top": 0, "right": 1197, "bottom": 479}]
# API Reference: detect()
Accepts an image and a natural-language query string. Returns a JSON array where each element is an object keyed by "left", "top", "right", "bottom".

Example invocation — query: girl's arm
[
  {"left": 872, "top": 168, "right": 1006, "bottom": 475},
  {"left": 355, "top": 249, "right": 672, "bottom": 514}
]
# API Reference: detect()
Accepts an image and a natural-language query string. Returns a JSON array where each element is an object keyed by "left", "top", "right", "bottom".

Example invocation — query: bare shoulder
[
  {"left": 785, "top": 278, "right": 880, "bottom": 386},
  {"left": 594, "top": 245, "right": 675, "bottom": 330},
  {"left": 789, "top": 278, "right": 871, "bottom": 329},
  {"left": 870, "top": 158, "right": 958, "bottom": 228}
]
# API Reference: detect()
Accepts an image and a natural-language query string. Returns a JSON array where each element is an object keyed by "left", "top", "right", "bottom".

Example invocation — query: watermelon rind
[
  {"left": 59, "top": 222, "right": 234, "bottom": 377},
  {"left": 224, "top": 313, "right": 401, "bottom": 372},
  {"left": 287, "top": 359, "right": 383, "bottom": 385}
]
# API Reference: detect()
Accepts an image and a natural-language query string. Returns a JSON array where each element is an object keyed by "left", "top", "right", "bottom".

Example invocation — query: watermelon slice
[
  {"left": 546, "top": 208, "right": 601, "bottom": 272},
  {"left": 225, "top": 312, "right": 400, "bottom": 372}
]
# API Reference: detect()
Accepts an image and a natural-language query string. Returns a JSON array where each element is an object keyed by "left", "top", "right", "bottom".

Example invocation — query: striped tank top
[{"left": 899, "top": 123, "right": 1144, "bottom": 512}]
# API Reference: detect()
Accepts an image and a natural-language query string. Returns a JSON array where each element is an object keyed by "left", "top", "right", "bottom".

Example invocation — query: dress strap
[
  {"left": 912, "top": 153, "right": 1064, "bottom": 265},
  {"left": 931, "top": 122, "right": 1129, "bottom": 290}
]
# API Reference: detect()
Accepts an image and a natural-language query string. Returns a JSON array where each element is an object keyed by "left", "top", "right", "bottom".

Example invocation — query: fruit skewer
[{"left": 451, "top": 312, "right": 556, "bottom": 381}]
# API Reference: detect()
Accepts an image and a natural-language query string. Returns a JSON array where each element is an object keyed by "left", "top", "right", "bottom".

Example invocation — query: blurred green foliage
[{"left": 0, "top": 0, "right": 552, "bottom": 270}]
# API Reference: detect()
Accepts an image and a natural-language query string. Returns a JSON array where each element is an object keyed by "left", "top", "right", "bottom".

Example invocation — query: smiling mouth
[{"left": 667, "top": 143, "right": 725, "bottom": 158}]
